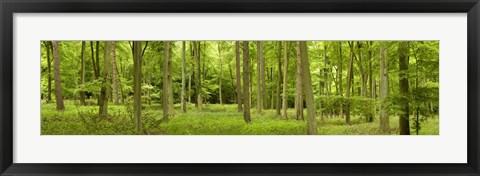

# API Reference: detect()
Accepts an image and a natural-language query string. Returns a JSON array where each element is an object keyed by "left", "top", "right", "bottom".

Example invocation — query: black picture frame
[{"left": 1, "top": 0, "right": 479, "bottom": 175}]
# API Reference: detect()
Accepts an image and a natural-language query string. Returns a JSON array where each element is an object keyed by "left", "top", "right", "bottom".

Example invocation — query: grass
[{"left": 41, "top": 100, "right": 439, "bottom": 135}]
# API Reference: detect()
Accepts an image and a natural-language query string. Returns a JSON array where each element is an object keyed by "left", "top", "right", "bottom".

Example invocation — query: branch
[{"left": 142, "top": 41, "right": 149, "bottom": 57}]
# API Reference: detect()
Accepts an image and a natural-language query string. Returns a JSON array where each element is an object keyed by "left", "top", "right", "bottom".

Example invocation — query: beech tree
[
  {"left": 52, "top": 41, "right": 65, "bottom": 111},
  {"left": 379, "top": 42, "right": 390, "bottom": 132},
  {"left": 295, "top": 42, "right": 304, "bottom": 121},
  {"left": 133, "top": 41, "right": 143, "bottom": 131},
  {"left": 243, "top": 41, "right": 251, "bottom": 123},
  {"left": 399, "top": 42, "right": 411, "bottom": 135},
  {"left": 235, "top": 41, "right": 243, "bottom": 112},
  {"left": 181, "top": 41, "right": 187, "bottom": 113},
  {"left": 99, "top": 41, "right": 113, "bottom": 119}
]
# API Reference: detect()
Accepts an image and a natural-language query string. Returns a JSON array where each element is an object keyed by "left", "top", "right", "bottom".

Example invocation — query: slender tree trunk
[
  {"left": 90, "top": 41, "right": 99, "bottom": 79},
  {"left": 256, "top": 41, "right": 263, "bottom": 113},
  {"left": 338, "top": 42, "right": 343, "bottom": 117},
  {"left": 399, "top": 42, "right": 411, "bottom": 135},
  {"left": 282, "top": 42, "right": 290, "bottom": 119},
  {"left": 133, "top": 41, "right": 143, "bottom": 132},
  {"left": 242, "top": 41, "right": 251, "bottom": 123},
  {"left": 367, "top": 41, "right": 374, "bottom": 122},
  {"left": 298, "top": 41, "right": 317, "bottom": 134},
  {"left": 95, "top": 41, "right": 101, "bottom": 105},
  {"left": 52, "top": 41, "right": 65, "bottom": 111},
  {"left": 167, "top": 43, "right": 175, "bottom": 115},
  {"left": 195, "top": 42, "right": 203, "bottom": 109},
  {"left": 379, "top": 42, "right": 390, "bottom": 132},
  {"left": 235, "top": 41, "right": 243, "bottom": 112},
  {"left": 99, "top": 41, "right": 113, "bottom": 119},
  {"left": 163, "top": 41, "right": 171, "bottom": 121},
  {"left": 270, "top": 67, "right": 274, "bottom": 109},
  {"left": 79, "top": 41, "right": 86, "bottom": 106},
  {"left": 218, "top": 42, "right": 223, "bottom": 105},
  {"left": 295, "top": 42, "right": 304, "bottom": 120},
  {"left": 95, "top": 41, "right": 101, "bottom": 78},
  {"left": 181, "top": 41, "right": 187, "bottom": 113},
  {"left": 345, "top": 41, "right": 355, "bottom": 125},
  {"left": 259, "top": 42, "right": 267, "bottom": 110},
  {"left": 111, "top": 42, "right": 119, "bottom": 105},
  {"left": 45, "top": 42, "right": 52, "bottom": 103},
  {"left": 188, "top": 72, "right": 192, "bottom": 104},
  {"left": 276, "top": 42, "right": 282, "bottom": 116}
]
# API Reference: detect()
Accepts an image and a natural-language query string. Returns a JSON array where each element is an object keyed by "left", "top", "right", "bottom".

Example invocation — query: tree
[
  {"left": 133, "top": 41, "right": 143, "bottom": 132},
  {"left": 43, "top": 41, "right": 52, "bottom": 103},
  {"left": 399, "top": 42, "right": 411, "bottom": 135},
  {"left": 168, "top": 42, "right": 175, "bottom": 115},
  {"left": 367, "top": 41, "right": 374, "bottom": 122},
  {"left": 337, "top": 42, "right": 343, "bottom": 116},
  {"left": 195, "top": 42, "right": 203, "bottom": 110},
  {"left": 181, "top": 41, "right": 187, "bottom": 113},
  {"left": 345, "top": 41, "right": 355, "bottom": 125},
  {"left": 282, "top": 41, "right": 289, "bottom": 119},
  {"left": 242, "top": 41, "right": 251, "bottom": 123},
  {"left": 256, "top": 41, "right": 263, "bottom": 113},
  {"left": 79, "top": 41, "right": 86, "bottom": 106},
  {"left": 235, "top": 41, "right": 243, "bottom": 112},
  {"left": 111, "top": 42, "right": 119, "bottom": 105},
  {"left": 90, "top": 41, "right": 99, "bottom": 79},
  {"left": 218, "top": 42, "right": 223, "bottom": 105},
  {"left": 260, "top": 42, "right": 267, "bottom": 110},
  {"left": 298, "top": 41, "right": 317, "bottom": 134},
  {"left": 52, "top": 41, "right": 65, "bottom": 111},
  {"left": 99, "top": 41, "right": 113, "bottom": 119},
  {"left": 295, "top": 42, "right": 304, "bottom": 121},
  {"left": 275, "top": 41, "right": 282, "bottom": 116},
  {"left": 163, "top": 41, "right": 171, "bottom": 121},
  {"left": 379, "top": 42, "right": 390, "bottom": 132}
]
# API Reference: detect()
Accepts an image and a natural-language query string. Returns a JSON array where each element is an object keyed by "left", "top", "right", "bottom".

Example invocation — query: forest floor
[{"left": 41, "top": 100, "right": 439, "bottom": 135}]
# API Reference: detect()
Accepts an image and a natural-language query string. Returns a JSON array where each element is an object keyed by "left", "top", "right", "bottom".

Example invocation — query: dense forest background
[{"left": 41, "top": 41, "right": 439, "bottom": 135}]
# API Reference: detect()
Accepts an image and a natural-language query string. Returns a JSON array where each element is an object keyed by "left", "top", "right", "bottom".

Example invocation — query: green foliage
[{"left": 42, "top": 101, "right": 439, "bottom": 135}]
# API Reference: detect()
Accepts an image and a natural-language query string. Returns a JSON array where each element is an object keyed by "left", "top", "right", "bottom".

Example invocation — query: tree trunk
[
  {"left": 270, "top": 67, "right": 274, "bottom": 109},
  {"left": 298, "top": 41, "right": 317, "bottom": 134},
  {"left": 167, "top": 42, "right": 175, "bottom": 115},
  {"left": 295, "top": 42, "right": 304, "bottom": 120},
  {"left": 399, "top": 42, "right": 411, "bottom": 135},
  {"left": 95, "top": 41, "right": 101, "bottom": 105},
  {"left": 379, "top": 42, "right": 390, "bottom": 133},
  {"left": 52, "top": 41, "right": 65, "bottom": 111},
  {"left": 90, "top": 41, "right": 99, "bottom": 79},
  {"left": 195, "top": 42, "right": 203, "bottom": 110},
  {"left": 99, "top": 41, "right": 113, "bottom": 119},
  {"left": 276, "top": 42, "right": 282, "bottom": 116},
  {"left": 235, "top": 41, "right": 243, "bottom": 112},
  {"left": 367, "top": 41, "right": 374, "bottom": 122},
  {"left": 45, "top": 42, "right": 52, "bottom": 103},
  {"left": 242, "top": 41, "right": 251, "bottom": 123},
  {"left": 345, "top": 41, "right": 355, "bottom": 125},
  {"left": 282, "top": 41, "right": 290, "bottom": 119},
  {"left": 218, "top": 42, "right": 223, "bottom": 105},
  {"left": 163, "top": 41, "right": 171, "bottom": 121},
  {"left": 181, "top": 41, "right": 187, "bottom": 113},
  {"left": 338, "top": 42, "right": 343, "bottom": 117},
  {"left": 79, "top": 41, "right": 86, "bottom": 106},
  {"left": 133, "top": 41, "right": 143, "bottom": 132},
  {"left": 256, "top": 41, "right": 263, "bottom": 113},
  {"left": 111, "top": 42, "right": 119, "bottom": 105},
  {"left": 260, "top": 42, "right": 267, "bottom": 110}
]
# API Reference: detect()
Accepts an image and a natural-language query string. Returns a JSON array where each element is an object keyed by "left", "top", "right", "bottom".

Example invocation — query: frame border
[{"left": 1, "top": 0, "right": 479, "bottom": 175}]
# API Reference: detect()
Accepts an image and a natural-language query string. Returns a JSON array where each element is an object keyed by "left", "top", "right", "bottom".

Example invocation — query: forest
[{"left": 41, "top": 41, "right": 439, "bottom": 135}]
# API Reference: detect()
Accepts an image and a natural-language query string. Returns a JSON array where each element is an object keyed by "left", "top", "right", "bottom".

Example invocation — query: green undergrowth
[{"left": 41, "top": 100, "right": 439, "bottom": 135}]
